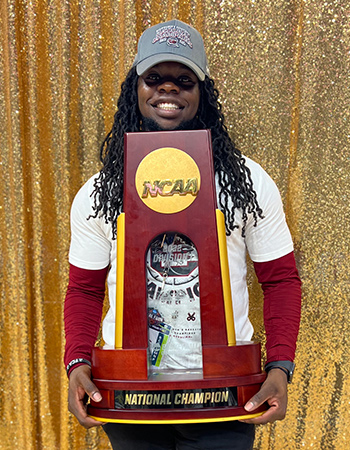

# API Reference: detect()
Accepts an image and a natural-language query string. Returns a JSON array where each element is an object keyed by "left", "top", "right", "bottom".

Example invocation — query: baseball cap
[{"left": 133, "top": 20, "right": 210, "bottom": 81}]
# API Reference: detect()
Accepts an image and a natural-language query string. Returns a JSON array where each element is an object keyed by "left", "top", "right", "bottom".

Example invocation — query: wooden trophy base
[{"left": 87, "top": 342, "right": 268, "bottom": 424}]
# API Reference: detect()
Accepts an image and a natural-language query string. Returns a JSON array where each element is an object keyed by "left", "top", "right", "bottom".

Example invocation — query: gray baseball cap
[{"left": 133, "top": 20, "right": 210, "bottom": 81}]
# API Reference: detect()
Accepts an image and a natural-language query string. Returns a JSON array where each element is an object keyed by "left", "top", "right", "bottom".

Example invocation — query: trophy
[{"left": 87, "top": 130, "right": 267, "bottom": 423}]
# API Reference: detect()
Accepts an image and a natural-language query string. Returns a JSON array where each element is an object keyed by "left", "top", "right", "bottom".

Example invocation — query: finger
[
  {"left": 85, "top": 418, "right": 107, "bottom": 429},
  {"left": 241, "top": 407, "right": 277, "bottom": 425},
  {"left": 69, "top": 393, "right": 106, "bottom": 428},
  {"left": 244, "top": 386, "right": 269, "bottom": 412},
  {"left": 241, "top": 396, "right": 286, "bottom": 424},
  {"left": 79, "top": 414, "right": 107, "bottom": 429},
  {"left": 68, "top": 393, "right": 87, "bottom": 421},
  {"left": 241, "top": 406, "right": 286, "bottom": 424},
  {"left": 79, "top": 375, "right": 103, "bottom": 403},
  {"left": 76, "top": 410, "right": 106, "bottom": 429}
]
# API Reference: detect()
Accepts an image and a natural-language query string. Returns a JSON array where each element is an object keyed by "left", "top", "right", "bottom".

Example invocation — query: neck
[{"left": 141, "top": 116, "right": 202, "bottom": 132}]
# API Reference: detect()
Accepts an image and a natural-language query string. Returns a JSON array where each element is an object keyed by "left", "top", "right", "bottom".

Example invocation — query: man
[{"left": 64, "top": 19, "right": 301, "bottom": 449}]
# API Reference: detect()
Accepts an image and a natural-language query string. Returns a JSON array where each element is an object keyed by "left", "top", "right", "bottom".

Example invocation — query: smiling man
[{"left": 64, "top": 20, "right": 301, "bottom": 450}]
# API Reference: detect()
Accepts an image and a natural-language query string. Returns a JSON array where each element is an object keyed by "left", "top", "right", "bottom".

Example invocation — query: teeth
[{"left": 156, "top": 103, "right": 179, "bottom": 110}]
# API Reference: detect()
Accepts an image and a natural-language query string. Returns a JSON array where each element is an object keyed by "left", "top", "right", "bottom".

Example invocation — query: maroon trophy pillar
[{"left": 88, "top": 130, "right": 267, "bottom": 423}]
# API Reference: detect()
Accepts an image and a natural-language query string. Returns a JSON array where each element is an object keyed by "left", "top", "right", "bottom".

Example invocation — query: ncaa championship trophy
[{"left": 87, "top": 130, "right": 267, "bottom": 423}]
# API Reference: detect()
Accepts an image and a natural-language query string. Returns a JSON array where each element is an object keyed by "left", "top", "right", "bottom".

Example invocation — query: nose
[{"left": 157, "top": 79, "right": 180, "bottom": 94}]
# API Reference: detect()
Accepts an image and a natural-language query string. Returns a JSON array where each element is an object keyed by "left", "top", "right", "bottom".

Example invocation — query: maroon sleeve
[
  {"left": 253, "top": 252, "right": 301, "bottom": 363},
  {"left": 64, "top": 264, "right": 109, "bottom": 374}
]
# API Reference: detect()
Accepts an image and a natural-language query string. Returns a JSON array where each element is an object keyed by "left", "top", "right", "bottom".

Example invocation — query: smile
[{"left": 153, "top": 103, "right": 183, "bottom": 111}]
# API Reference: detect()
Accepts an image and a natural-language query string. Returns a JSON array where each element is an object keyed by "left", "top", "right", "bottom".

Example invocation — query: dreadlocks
[{"left": 89, "top": 66, "right": 263, "bottom": 239}]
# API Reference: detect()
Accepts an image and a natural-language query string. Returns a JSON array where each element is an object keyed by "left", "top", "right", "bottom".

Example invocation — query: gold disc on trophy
[{"left": 135, "top": 147, "right": 201, "bottom": 214}]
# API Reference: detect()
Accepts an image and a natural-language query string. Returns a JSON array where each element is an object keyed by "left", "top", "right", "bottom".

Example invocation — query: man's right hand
[{"left": 68, "top": 364, "right": 106, "bottom": 428}]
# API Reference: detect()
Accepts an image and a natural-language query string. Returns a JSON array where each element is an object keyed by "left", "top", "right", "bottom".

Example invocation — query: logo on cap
[{"left": 152, "top": 25, "right": 193, "bottom": 49}]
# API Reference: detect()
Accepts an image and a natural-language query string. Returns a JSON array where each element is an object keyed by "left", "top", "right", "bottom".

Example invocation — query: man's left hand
[{"left": 240, "top": 368, "right": 288, "bottom": 424}]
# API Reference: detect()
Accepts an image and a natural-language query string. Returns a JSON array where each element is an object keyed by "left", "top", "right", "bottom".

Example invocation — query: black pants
[{"left": 103, "top": 421, "right": 255, "bottom": 450}]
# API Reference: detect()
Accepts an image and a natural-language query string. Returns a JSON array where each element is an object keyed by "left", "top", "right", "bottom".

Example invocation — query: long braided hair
[{"left": 89, "top": 66, "right": 263, "bottom": 239}]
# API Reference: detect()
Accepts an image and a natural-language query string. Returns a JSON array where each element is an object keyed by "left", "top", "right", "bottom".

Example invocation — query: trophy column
[{"left": 88, "top": 130, "right": 267, "bottom": 423}]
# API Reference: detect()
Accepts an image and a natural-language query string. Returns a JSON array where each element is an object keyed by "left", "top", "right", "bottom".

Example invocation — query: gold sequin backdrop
[{"left": 0, "top": 0, "right": 349, "bottom": 449}]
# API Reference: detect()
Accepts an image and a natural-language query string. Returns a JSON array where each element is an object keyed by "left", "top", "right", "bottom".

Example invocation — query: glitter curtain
[{"left": 0, "top": 0, "right": 349, "bottom": 448}]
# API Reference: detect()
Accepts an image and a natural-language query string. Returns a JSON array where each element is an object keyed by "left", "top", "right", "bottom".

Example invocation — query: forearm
[
  {"left": 64, "top": 264, "right": 108, "bottom": 374},
  {"left": 254, "top": 252, "right": 301, "bottom": 363}
]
